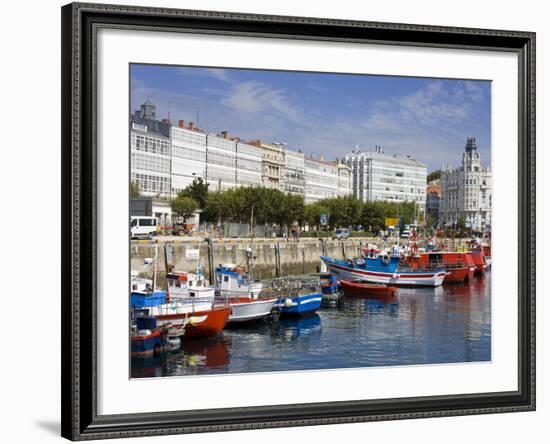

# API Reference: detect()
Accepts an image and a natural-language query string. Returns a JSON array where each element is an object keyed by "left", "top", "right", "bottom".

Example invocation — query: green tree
[
  {"left": 171, "top": 193, "right": 199, "bottom": 223},
  {"left": 308, "top": 196, "right": 363, "bottom": 229},
  {"left": 339, "top": 195, "right": 363, "bottom": 227},
  {"left": 130, "top": 181, "right": 141, "bottom": 198},
  {"left": 304, "top": 202, "right": 329, "bottom": 229},
  {"left": 180, "top": 177, "right": 209, "bottom": 209},
  {"left": 278, "top": 193, "right": 305, "bottom": 227},
  {"left": 202, "top": 190, "right": 228, "bottom": 222},
  {"left": 361, "top": 201, "right": 386, "bottom": 230},
  {"left": 427, "top": 170, "right": 441, "bottom": 183}
]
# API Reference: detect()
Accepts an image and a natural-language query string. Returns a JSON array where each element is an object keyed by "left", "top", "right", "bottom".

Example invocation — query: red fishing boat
[
  {"left": 340, "top": 279, "right": 397, "bottom": 298},
  {"left": 469, "top": 247, "right": 489, "bottom": 275},
  {"left": 154, "top": 305, "right": 230, "bottom": 339},
  {"left": 410, "top": 252, "right": 476, "bottom": 283}
]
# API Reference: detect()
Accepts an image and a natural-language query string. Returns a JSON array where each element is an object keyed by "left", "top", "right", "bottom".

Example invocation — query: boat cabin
[{"left": 215, "top": 266, "right": 263, "bottom": 299}]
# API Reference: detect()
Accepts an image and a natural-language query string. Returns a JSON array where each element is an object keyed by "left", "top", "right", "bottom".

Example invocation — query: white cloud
[
  {"left": 204, "top": 68, "right": 231, "bottom": 82},
  {"left": 220, "top": 81, "right": 304, "bottom": 123}
]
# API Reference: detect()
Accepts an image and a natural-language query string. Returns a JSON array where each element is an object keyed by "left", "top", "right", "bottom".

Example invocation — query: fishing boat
[
  {"left": 131, "top": 316, "right": 170, "bottom": 359},
  {"left": 165, "top": 268, "right": 216, "bottom": 311},
  {"left": 408, "top": 252, "right": 476, "bottom": 283},
  {"left": 214, "top": 262, "right": 276, "bottom": 324},
  {"left": 131, "top": 246, "right": 230, "bottom": 339},
  {"left": 215, "top": 265, "right": 263, "bottom": 298},
  {"left": 150, "top": 268, "right": 230, "bottom": 338},
  {"left": 270, "top": 277, "right": 323, "bottom": 317},
  {"left": 482, "top": 244, "right": 492, "bottom": 268},
  {"left": 339, "top": 279, "right": 397, "bottom": 298},
  {"left": 319, "top": 273, "right": 341, "bottom": 306},
  {"left": 320, "top": 273, "right": 339, "bottom": 295},
  {"left": 321, "top": 255, "right": 446, "bottom": 287},
  {"left": 277, "top": 292, "right": 323, "bottom": 317},
  {"left": 153, "top": 305, "right": 230, "bottom": 339},
  {"left": 469, "top": 246, "right": 489, "bottom": 274}
]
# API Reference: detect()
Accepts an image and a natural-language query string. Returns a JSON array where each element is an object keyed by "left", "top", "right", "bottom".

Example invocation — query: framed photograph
[{"left": 61, "top": 2, "right": 535, "bottom": 440}]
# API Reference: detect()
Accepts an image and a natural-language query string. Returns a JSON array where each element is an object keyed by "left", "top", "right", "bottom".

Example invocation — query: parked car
[
  {"left": 332, "top": 228, "right": 350, "bottom": 239},
  {"left": 130, "top": 216, "right": 158, "bottom": 239}
]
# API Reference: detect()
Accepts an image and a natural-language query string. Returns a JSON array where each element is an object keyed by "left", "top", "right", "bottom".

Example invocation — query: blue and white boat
[
  {"left": 321, "top": 255, "right": 446, "bottom": 287},
  {"left": 131, "top": 316, "right": 170, "bottom": 359},
  {"left": 277, "top": 292, "right": 322, "bottom": 317}
]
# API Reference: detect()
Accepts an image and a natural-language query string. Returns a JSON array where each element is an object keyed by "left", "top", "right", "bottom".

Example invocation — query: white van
[{"left": 130, "top": 216, "right": 158, "bottom": 239}]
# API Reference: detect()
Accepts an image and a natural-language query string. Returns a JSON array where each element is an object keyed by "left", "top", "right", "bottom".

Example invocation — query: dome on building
[{"left": 140, "top": 100, "right": 156, "bottom": 119}]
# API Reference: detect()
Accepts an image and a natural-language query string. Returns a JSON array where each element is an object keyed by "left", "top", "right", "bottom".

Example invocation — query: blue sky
[{"left": 131, "top": 64, "right": 491, "bottom": 172}]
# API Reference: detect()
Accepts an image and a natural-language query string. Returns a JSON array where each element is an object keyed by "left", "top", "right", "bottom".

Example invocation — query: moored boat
[
  {"left": 223, "top": 297, "right": 278, "bottom": 323},
  {"left": 154, "top": 305, "right": 231, "bottom": 339},
  {"left": 409, "top": 252, "right": 476, "bottom": 283},
  {"left": 339, "top": 279, "right": 397, "bottom": 298},
  {"left": 131, "top": 316, "right": 170, "bottom": 359},
  {"left": 277, "top": 291, "right": 323, "bottom": 317},
  {"left": 269, "top": 277, "right": 323, "bottom": 317},
  {"left": 320, "top": 273, "right": 339, "bottom": 295},
  {"left": 321, "top": 255, "right": 446, "bottom": 287},
  {"left": 132, "top": 272, "right": 230, "bottom": 339},
  {"left": 470, "top": 247, "right": 489, "bottom": 275},
  {"left": 215, "top": 265, "right": 276, "bottom": 323},
  {"left": 215, "top": 265, "right": 263, "bottom": 298}
]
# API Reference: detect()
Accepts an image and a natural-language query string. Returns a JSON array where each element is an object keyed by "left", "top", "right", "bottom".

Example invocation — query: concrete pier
[
  {"left": 131, "top": 237, "right": 369, "bottom": 280},
  {"left": 131, "top": 236, "right": 475, "bottom": 280}
]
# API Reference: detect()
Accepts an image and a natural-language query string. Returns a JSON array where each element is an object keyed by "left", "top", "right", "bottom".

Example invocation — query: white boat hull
[
  {"left": 228, "top": 298, "right": 277, "bottom": 323},
  {"left": 325, "top": 262, "right": 446, "bottom": 287}
]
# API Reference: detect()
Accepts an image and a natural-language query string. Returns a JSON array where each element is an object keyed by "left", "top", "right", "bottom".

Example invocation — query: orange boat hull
[
  {"left": 155, "top": 306, "right": 230, "bottom": 339},
  {"left": 470, "top": 250, "right": 487, "bottom": 274},
  {"left": 445, "top": 267, "right": 471, "bottom": 283}
]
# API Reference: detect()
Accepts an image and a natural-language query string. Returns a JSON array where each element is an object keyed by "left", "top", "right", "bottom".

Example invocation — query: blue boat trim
[
  {"left": 131, "top": 290, "right": 167, "bottom": 308},
  {"left": 277, "top": 292, "right": 322, "bottom": 317}
]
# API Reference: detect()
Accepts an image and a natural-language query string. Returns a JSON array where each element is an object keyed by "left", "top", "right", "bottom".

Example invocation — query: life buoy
[{"left": 382, "top": 255, "right": 391, "bottom": 265}]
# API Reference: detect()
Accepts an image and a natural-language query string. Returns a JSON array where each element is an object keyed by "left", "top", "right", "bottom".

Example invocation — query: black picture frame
[{"left": 61, "top": 2, "right": 536, "bottom": 440}]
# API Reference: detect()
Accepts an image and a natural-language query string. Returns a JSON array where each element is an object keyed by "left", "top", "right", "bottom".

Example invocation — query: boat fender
[
  {"left": 382, "top": 255, "right": 391, "bottom": 265},
  {"left": 284, "top": 298, "right": 293, "bottom": 307}
]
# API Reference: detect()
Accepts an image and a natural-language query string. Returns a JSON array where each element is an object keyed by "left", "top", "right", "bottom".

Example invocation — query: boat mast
[{"left": 153, "top": 243, "right": 158, "bottom": 291}]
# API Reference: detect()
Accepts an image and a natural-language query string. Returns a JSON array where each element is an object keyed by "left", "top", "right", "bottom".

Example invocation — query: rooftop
[{"left": 344, "top": 149, "right": 426, "bottom": 168}]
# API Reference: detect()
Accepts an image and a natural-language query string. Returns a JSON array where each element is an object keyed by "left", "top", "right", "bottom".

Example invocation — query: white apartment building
[
  {"left": 170, "top": 123, "right": 207, "bottom": 194},
  {"left": 282, "top": 149, "right": 306, "bottom": 195},
  {"left": 440, "top": 137, "right": 491, "bottom": 231},
  {"left": 344, "top": 147, "right": 427, "bottom": 209},
  {"left": 206, "top": 132, "right": 238, "bottom": 191},
  {"left": 304, "top": 157, "right": 340, "bottom": 203},
  {"left": 336, "top": 163, "right": 352, "bottom": 197},
  {"left": 130, "top": 121, "right": 171, "bottom": 197},
  {"left": 130, "top": 101, "right": 356, "bottom": 203},
  {"left": 236, "top": 141, "right": 263, "bottom": 187}
]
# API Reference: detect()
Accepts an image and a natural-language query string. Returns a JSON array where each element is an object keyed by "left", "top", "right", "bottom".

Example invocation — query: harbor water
[{"left": 131, "top": 273, "right": 491, "bottom": 378}]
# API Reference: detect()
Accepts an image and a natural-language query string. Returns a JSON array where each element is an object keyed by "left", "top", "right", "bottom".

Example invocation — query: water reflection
[
  {"left": 131, "top": 273, "right": 491, "bottom": 378},
  {"left": 278, "top": 315, "right": 322, "bottom": 341}
]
